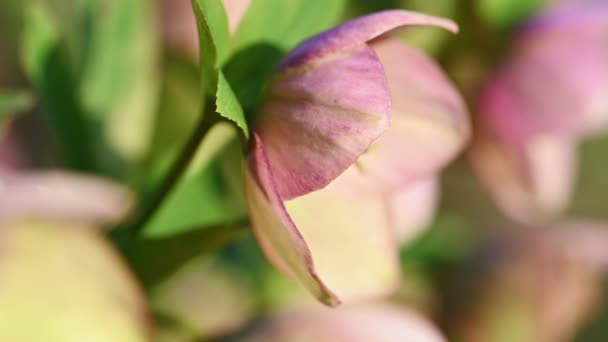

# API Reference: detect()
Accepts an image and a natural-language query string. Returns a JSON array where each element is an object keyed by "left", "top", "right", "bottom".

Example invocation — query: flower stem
[{"left": 125, "top": 103, "right": 219, "bottom": 238}]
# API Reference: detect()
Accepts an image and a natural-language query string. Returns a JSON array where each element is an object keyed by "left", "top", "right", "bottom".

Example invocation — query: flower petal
[
  {"left": 259, "top": 45, "right": 390, "bottom": 200},
  {"left": 0, "top": 169, "right": 133, "bottom": 226},
  {"left": 333, "top": 40, "right": 469, "bottom": 195},
  {"left": 245, "top": 135, "right": 339, "bottom": 306},
  {"left": 280, "top": 10, "right": 458, "bottom": 70},
  {"left": 244, "top": 303, "right": 447, "bottom": 342},
  {"left": 284, "top": 172, "right": 401, "bottom": 302},
  {"left": 469, "top": 131, "right": 576, "bottom": 223},
  {"left": 387, "top": 177, "right": 439, "bottom": 245},
  {"left": 259, "top": 10, "right": 458, "bottom": 200},
  {"left": 246, "top": 135, "right": 400, "bottom": 304}
]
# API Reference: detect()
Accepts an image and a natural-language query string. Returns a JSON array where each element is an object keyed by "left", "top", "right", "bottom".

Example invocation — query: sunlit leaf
[
  {"left": 231, "top": 0, "right": 346, "bottom": 52},
  {"left": 191, "top": 0, "right": 249, "bottom": 137},
  {"left": 143, "top": 123, "right": 247, "bottom": 238},
  {"left": 478, "top": 0, "right": 543, "bottom": 30}
]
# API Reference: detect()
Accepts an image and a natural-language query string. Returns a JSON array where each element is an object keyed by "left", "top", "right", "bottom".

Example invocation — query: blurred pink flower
[
  {"left": 245, "top": 10, "right": 469, "bottom": 305},
  {"left": 244, "top": 303, "right": 446, "bottom": 342},
  {"left": 0, "top": 169, "right": 133, "bottom": 226},
  {"left": 471, "top": 1, "right": 608, "bottom": 223},
  {"left": 450, "top": 223, "right": 608, "bottom": 342}
]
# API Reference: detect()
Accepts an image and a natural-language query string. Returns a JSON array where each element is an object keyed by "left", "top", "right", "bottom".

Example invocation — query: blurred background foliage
[{"left": 1, "top": 0, "right": 608, "bottom": 341}]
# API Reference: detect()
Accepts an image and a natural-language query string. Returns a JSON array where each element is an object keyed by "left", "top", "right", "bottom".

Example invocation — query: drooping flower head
[
  {"left": 246, "top": 10, "right": 469, "bottom": 305},
  {"left": 472, "top": 1, "right": 608, "bottom": 223}
]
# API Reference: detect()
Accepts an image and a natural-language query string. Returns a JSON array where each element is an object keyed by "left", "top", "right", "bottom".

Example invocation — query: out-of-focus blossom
[
  {"left": 245, "top": 10, "right": 469, "bottom": 305},
  {"left": 153, "top": 258, "right": 255, "bottom": 341},
  {"left": 0, "top": 169, "right": 133, "bottom": 225},
  {"left": 472, "top": 1, "right": 608, "bottom": 223},
  {"left": 0, "top": 220, "right": 150, "bottom": 341},
  {"left": 244, "top": 303, "right": 446, "bottom": 342},
  {"left": 161, "top": 0, "right": 251, "bottom": 59},
  {"left": 449, "top": 223, "right": 608, "bottom": 342}
]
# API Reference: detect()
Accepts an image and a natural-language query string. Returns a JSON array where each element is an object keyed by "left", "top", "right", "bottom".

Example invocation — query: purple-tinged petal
[
  {"left": 280, "top": 10, "right": 458, "bottom": 70},
  {"left": 479, "top": 0, "right": 608, "bottom": 141},
  {"left": 244, "top": 303, "right": 446, "bottom": 342},
  {"left": 332, "top": 41, "right": 469, "bottom": 195},
  {"left": 258, "top": 10, "right": 459, "bottom": 200},
  {"left": 450, "top": 228, "right": 601, "bottom": 342},
  {"left": 246, "top": 135, "right": 400, "bottom": 304},
  {"left": 245, "top": 134, "right": 339, "bottom": 306},
  {"left": 520, "top": 1, "right": 608, "bottom": 46},
  {"left": 0, "top": 169, "right": 133, "bottom": 226},
  {"left": 470, "top": 130, "right": 577, "bottom": 224},
  {"left": 387, "top": 177, "right": 439, "bottom": 245},
  {"left": 259, "top": 45, "right": 390, "bottom": 200}
]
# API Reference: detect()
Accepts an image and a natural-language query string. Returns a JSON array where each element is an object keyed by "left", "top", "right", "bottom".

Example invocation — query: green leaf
[
  {"left": 232, "top": 0, "right": 346, "bottom": 53},
  {"left": 142, "top": 123, "right": 247, "bottom": 238},
  {"left": 91, "top": 0, "right": 161, "bottom": 161},
  {"left": 21, "top": 0, "right": 161, "bottom": 172},
  {"left": 216, "top": 72, "right": 249, "bottom": 138},
  {"left": 478, "top": 0, "right": 543, "bottom": 30},
  {"left": 0, "top": 91, "right": 32, "bottom": 119},
  {"left": 191, "top": 0, "right": 230, "bottom": 94},
  {"left": 191, "top": 0, "right": 248, "bottom": 137},
  {"left": 21, "top": 1, "right": 94, "bottom": 170}
]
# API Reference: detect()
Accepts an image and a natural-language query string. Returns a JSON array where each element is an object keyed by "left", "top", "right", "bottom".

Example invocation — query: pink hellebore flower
[
  {"left": 244, "top": 303, "right": 446, "bottom": 342},
  {"left": 245, "top": 10, "right": 469, "bottom": 305},
  {"left": 471, "top": 1, "right": 608, "bottom": 223},
  {"left": 451, "top": 223, "right": 608, "bottom": 342}
]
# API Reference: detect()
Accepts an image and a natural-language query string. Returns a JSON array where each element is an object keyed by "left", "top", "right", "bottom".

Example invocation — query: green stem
[{"left": 126, "top": 103, "right": 219, "bottom": 237}]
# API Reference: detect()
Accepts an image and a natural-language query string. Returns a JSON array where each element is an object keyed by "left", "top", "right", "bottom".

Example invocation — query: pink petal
[
  {"left": 332, "top": 40, "right": 469, "bottom": 195},
  {"left": 549, "top": 221, "right": 608, "bottom": 269},
  {"left": 246, "top": 135, "right": 400, "bottom": 305},
  {"left": 259, "top": 45, "right": 390, "bottom": 200},
  {"left": 520, "top": 1, "right": 608, "bottom": 46},
  {"left": 499, "top": 2, "right": 608, "bottom": 139},
  {"left": 245, "top": 303, "right": 446, "bottom": 342},
  {"left": 245, "top": 135, "right": 339, "bottom": 306},
  {"left": 280, "top": 10, "right": 458, "bottom": 70},
  {"left": 387, "top": 177, "right": 439, "bottom": 245},
  {"left": 259, "top": 10, "right": 458, "bottom": 200},
  {"left": 469, "top": 130, "right": 576, "bottom": 223},
  {"left": 0, "top": 169, "right": 133, "bottom": 226}
]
